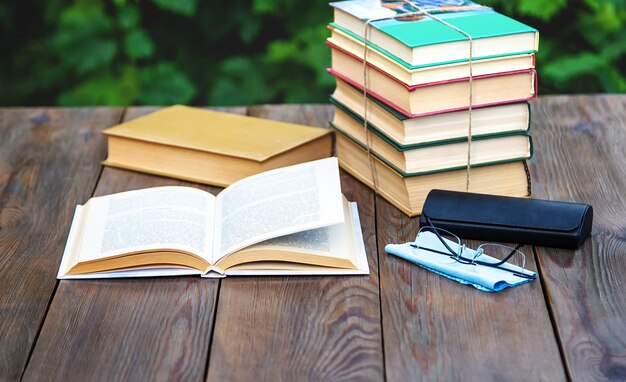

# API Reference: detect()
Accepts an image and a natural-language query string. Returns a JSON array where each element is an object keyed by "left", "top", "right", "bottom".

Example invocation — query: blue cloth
[{"left": 385, "top": 231, "right": 536, "bottom": 292}]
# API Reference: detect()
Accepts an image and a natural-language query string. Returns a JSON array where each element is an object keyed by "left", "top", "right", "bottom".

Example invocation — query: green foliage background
[{"left": 0, "top": 0, "right": 624, "bottom": 106}]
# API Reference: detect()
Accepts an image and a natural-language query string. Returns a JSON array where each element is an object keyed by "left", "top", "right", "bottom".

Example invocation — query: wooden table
[{"left": 1, "top": 97, "right": 625, "bottom": 381}]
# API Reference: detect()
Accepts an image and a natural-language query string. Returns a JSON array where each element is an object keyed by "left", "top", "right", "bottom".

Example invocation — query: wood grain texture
[
  {"left": 0, "top": 107, "right": 122, "bottom": 381},
  {"left": 4, "top": 98, "right": 626, "bottom": 381},
  {"left": 206, "top": 104, "right": 384, "bottom": 381},
  {"left": 376, "top": 195, "right": 567, "bottom": 381},
  {"left": 21, "top": 107, "right": 239, "bottom": 381},
  {"left": 529, "top": 95, "right": 626, "bottom": 381}
]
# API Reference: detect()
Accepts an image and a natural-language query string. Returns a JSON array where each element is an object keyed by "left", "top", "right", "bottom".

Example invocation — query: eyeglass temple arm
[
  {"left": 423, "top": 214, "right": 465, "bottom": 259},
  {"left": 487, "top": 243, "right": 525, "bottom": 266},
  {"left": 423, "top": 214, "right": 524, "bottom": 265}
]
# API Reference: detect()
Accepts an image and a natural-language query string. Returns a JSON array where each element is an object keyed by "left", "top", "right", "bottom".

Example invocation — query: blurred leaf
[
  {"left": 543, "top": 52, "right": 607, "bottom": 83},
  {"left": 208, "top": 56, "right": 276, "bottom": 105},
  {"left": 43, "top": 0, "right": 65, "bottom": 24},
  {"left": 283, "top": 89, "right": 312, "bottom": 103},
  {"left": 124, "top": 29, "right": 154, "bottom": 59},
  {"left": 138, "top": 63, "right": 196, "bottom": 104},
  {"left": 592, "top": 3, "right": 622, "bottom": 32},
  {"left": 266, "top": 40, "right": 300, "bottom": 63},
  {"left": 57, "top": 66, "right": 138, "bottom": 106},
  {"left": 117, "top": 4, "right": 139, "bottom": 29},
  {"left": 4, "top": 0, "right": 626, "bottom": 107},
  {"left": 52, "top": 4, "right": 117, "bottom": 74},
  {"left": 516, "top": 0, "right": 567, "bottom": 20},
  {"left": 253, "top": 0, "right": 280, "bottom": 14},
  {"left": 57, "top": 2, "right": 109, "bottom": 29},
  {"left": 600, "top": 32, "right": 626, "bottom": 60},
  {"left": 151, "top": 0, "right": 196, "bottom": 16},
  {"left": 239, "top": 17, "right": 262, "bottom": 44},
  {"left": 0, "top": 4, "right": 10, "bottom": 29},
  {"left": 266, "top": 25, "right": 329, "bottom": 67},
  {"left": 265, "top": 24, "right": 332, "bottom": 88},
  {"left": 598, "top": 67, "right": 626, "bottom": 92},
  {"left": 584, "top": 0, "right": 604, "bottom": 10},
  {"left": 59, "top": 38, "right": 118, "bottom": 74}
]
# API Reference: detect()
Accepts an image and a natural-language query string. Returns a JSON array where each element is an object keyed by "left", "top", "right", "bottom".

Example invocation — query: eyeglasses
[{"left": 410, "top": 216, "right": 536, "bottom": 280}]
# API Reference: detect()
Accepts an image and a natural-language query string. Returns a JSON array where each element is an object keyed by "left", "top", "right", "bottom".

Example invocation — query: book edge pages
[
  {"left": 329, "top": 68, "right": 537, "bottom": 118},
  {"left": 103, "top": 113, "right": 332, "bottom": 162},
  {"left": 100, "top": 160, "right": 234, "bottom": 188},
  {"left": 57, "top": 268, "right": 202, "bottom": 279},
  {"left": 57, "top": 205, "right": 83, "bottom": 279}
]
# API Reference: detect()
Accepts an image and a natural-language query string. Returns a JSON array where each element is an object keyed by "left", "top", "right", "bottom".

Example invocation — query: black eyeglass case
[{"left": 420, "top": 190, "right": 593, "bottom": 249}]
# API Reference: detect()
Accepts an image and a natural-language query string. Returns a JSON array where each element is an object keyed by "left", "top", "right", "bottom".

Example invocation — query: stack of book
[{"left": 327, "top": 0, "right": 539, "bottom": 216}]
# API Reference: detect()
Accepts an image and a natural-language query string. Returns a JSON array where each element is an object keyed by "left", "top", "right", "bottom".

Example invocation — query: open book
[{"left": 57, "top": 158, "right": 368, "bottom": 279}]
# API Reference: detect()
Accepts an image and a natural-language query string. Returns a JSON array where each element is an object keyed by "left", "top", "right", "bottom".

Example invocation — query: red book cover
[
  {"left": 329, "top": 67, "right": 538, "bottom": 118},
  {"left": 327, "top": 39, "right": 535, "bottom": 88}
]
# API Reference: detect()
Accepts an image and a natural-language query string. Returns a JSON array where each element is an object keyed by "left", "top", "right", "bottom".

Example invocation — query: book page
[
  {"left": 258, "top": 226, "right": 335, "bottom": 253},
  {"left": 77, "top": 186, "right": 216, "bottom": 263},
  {"left": 210, "top": 201, "right": 369, "bottom": 277},
  {"left": 213, "top": 158, "right": 344, "bottom": 261},
  {"left": 227, "top": 197, "right": 358, "bottom": 264}
]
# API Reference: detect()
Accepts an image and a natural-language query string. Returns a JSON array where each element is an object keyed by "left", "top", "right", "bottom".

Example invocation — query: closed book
[
  {"left": 331, "top": 106, "right": 532, "bottom": 175},
  {"left": 327, "top": 30, "right": 535, "bottom": 86},
  {"left": 328, "top": 61, "right": 537, "bottom": 118},
  {"left": 102, "top": 105, "right": 332, "bottom": 187},
  {"left": 335, "top": 132, "right": 531, "bottom": 216},
  {"left": 329, "top": 1, "right": 538, "bottom": 68},
  {"left": 330, "top": 88, "right": 530, "bottom": 147}
]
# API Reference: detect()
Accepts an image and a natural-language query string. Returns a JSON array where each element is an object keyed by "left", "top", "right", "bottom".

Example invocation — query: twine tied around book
[{"left": 360, "top": 1, "right": 491, "bottom": 194}]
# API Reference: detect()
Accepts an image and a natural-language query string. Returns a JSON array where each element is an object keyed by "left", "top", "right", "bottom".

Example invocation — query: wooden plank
[
  {"left": 376, "top": 181, "right": 566, "bottom": 376},
  {"left": 529, "top": 95, "right": 626, "bottom": 381},
  {"left": 21, "top": 107, "right": 241, "bottom": 381},
  {"left": 0, "top": 108, "right": 123, "bottom": 381},
  {"left": 206, "top": 105, "right": 384, "bottom": 381}
]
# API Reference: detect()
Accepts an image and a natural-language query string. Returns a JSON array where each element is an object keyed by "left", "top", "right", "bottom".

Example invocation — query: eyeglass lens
[
  {"left": 418, "top": 226, "right": 463, "bottom": 258},
  {"left": 475, "top": 243, "right": 526, "bottom": 270}
]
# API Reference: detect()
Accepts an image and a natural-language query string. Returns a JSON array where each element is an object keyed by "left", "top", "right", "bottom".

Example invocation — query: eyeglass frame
[{"left": 410, "top": 215, "right": 537, "bottom": 280}]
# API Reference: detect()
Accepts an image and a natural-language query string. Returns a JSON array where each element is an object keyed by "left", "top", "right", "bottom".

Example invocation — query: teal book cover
[
  {"left": 373, "top": 10, "right": 536, "bottom": 48},
  {"left": 330, "top": 0, "right": 538, "bottom": 67}
]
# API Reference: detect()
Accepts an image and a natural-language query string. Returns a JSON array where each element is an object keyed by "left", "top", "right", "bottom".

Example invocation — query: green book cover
[
  {"left": 329, "top": 96, "right": 532, "bottom": 150},
  {"left": 331, "top": 121, "right": 533, "bottom": 178}
]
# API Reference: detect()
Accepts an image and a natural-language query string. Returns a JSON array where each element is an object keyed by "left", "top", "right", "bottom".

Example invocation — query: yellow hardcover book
[{"left": 102, "top": 105, "right": 333, "bottom": 187}]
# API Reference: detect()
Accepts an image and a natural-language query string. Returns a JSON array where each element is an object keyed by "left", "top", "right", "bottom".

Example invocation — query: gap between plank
[
  {"left": 203, "top": 278, "right": 222, "bottom": 382},
  {"left": 374, "top": 194, "right": 388, "bottom": 381},
  {"left": 533, "top": 245, "right": 572, "bottom": 382}
]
